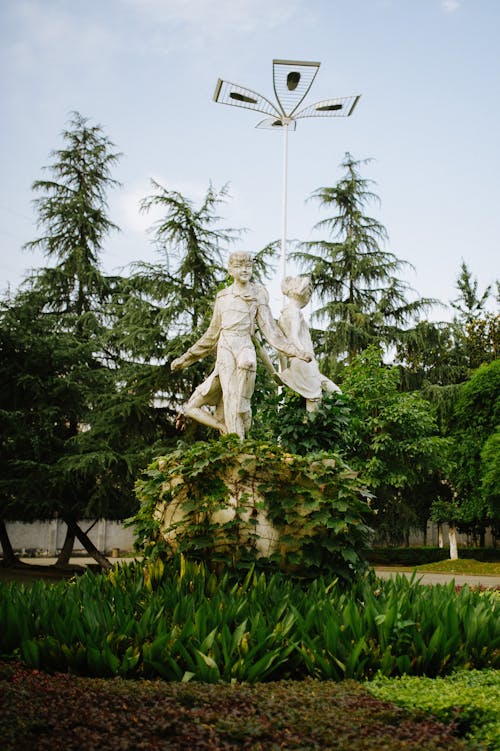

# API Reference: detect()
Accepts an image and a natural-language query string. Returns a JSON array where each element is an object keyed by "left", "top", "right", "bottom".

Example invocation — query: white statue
[
  {"left": 171, "top": 252, "right": 311, "bottom": 439},
  {"left": 278, "top": 275, "right": 341, "bottom": 412}
]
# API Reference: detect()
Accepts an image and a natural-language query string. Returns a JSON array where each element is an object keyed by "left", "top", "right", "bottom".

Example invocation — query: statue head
[
  {"left": 228, "top": 251, "right": 254, "bottom": 282},
  {"left": 281, "top": 275, "right": 313, "bottom": 307}
]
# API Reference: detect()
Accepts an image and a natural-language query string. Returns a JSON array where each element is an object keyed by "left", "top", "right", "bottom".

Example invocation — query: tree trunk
[
  {"left": 55, "top": 524, "right": 75, "bottom": 566},
  {"left": 63, "top": 517, "right": 112, "bottom": 570},
  {"left": 437, "top": 524, "right": 444, "bottom": 549},
  {"left": 0, "top": 519, "right": 20, "bottom": 566},
  {"left": 449, "top": 524, "right": 459, "bottom": 560}
]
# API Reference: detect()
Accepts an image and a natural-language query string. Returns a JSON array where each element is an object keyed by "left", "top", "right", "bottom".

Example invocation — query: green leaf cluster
[
  {"left": 341, "top": 347, "right": 450, "bottom": 543},
  {"left": 131, "top": 436, "right": 373, "bottom": 581}
]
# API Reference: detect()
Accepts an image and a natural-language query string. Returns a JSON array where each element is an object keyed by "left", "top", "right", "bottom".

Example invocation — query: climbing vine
[{"left": 131, "top": 436, "right": 373, "bottom": 582}]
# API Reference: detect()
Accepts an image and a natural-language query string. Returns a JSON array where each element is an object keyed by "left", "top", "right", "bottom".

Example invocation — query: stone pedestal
[
  {"left": 138, "top": 438, "right": 372, "bottom": 580},
  {"left": 154, "top": 454, "right": 280, "bottom": 558}
]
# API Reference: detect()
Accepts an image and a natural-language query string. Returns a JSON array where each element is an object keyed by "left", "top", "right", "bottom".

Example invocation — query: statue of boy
[{"left": 171, "top": 251, "right": 311, "bottom": 438}]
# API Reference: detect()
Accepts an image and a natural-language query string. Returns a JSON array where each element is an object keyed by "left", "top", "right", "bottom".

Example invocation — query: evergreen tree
[
  {"left": 449, "top": 262, "right": 499, "bottom": 370},
  {"left": 451, "top": 261, "right": 492, "bottom": 325},
  {"left": 24, "top": 111, "right": 121, "bottom": 320},
  {"left": 395, "top": 320, "right": 468, "bottom": 391},
  {"left": 0, "top": 113, "right": 127, "bottom": 567},
  {"left": 293, "top": 153, "right": 434, "bottom": 376}
]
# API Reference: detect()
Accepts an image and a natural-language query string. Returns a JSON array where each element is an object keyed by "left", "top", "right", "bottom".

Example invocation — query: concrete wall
[
  {"left": 5, "top": 519, "right": 136, "bottom": 556},
  {"left": 407, "top": 523, "right": 495, "bottom": 548},
  {"left": 2, "top": 519, "right": 495, "bottom": 557}
]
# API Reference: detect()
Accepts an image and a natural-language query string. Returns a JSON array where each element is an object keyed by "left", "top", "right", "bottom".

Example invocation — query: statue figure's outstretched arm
[{"left": 171, "top": 299, "right": 221, "bottom": 372}]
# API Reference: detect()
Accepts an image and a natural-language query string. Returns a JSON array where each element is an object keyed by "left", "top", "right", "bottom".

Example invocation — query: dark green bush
[{"left": 0, "top": 560, "right": 498, "bottom": 682}]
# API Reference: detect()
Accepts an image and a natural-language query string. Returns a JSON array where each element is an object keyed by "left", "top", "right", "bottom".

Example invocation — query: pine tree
[
  {"left": 293, "top": 153, "right": 434, "bottom": 376},
  {"left": 451, "top": 261, "right": 491, "bottom": 325},
  {"left": 24, "top": 111, "right": 121, "bottom": 320},
  {"left": 1, "top": 113, "right": 123, "bottom": 568}
]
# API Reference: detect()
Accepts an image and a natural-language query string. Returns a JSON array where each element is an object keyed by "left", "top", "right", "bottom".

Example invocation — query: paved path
[{"left": 374, "top": 568, "right": 500, "bottom": 588}]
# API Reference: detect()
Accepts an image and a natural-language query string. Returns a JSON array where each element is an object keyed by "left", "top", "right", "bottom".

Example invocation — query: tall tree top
[
  {"left": 451, "top": 260, "right": 492, "bottom": 324},
  {"left": 24, "top": 112, "right": 121, "bottom": 315}
]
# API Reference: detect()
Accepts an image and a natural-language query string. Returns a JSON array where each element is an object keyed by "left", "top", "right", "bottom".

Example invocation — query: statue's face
[
  {"left": 229, "top": 255, "right": 253, "bottom": 284},
  {"left": 295, "top": 277, "right": 313, "bottom": 304}
]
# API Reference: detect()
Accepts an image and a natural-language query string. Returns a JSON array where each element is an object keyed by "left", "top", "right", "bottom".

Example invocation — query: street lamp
[{"left": 213, "top": 59, "right": 360, "bottom": 280}]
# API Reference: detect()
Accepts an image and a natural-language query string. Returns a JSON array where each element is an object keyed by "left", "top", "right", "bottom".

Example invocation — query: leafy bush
[
  {"left": 253, "top": 390, "right": 353, "bottom": 455},
  {"left": 131, "top": 435, "right": 373, "bottom": 581},
  {"left": 0, "top": 560, "right": 499, "bottom": 682},
  {"left": 368, "top": 669, "right": 500, "bottom": 750}
]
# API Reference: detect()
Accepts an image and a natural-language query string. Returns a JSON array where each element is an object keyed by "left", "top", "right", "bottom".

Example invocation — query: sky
[{"left": 1, "top": 0, "right": 499, "bottom": 320}]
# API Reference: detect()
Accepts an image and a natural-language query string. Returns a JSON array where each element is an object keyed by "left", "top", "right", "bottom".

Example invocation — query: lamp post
[{"left": 213, "top": 59, "right": 360, "bottom": 280}]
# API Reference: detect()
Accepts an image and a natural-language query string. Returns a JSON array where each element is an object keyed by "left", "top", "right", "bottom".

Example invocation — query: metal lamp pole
[{"left": 213, "top": 59, "right": 360, "bottom": 280}]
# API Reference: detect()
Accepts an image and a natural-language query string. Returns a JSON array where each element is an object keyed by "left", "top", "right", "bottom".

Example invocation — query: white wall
[
  {"left": 5, "top": 519, "right": 135, "bottom": 556},
  {"left": 3, "top": 519, "right": 495, "bottom": 557}
]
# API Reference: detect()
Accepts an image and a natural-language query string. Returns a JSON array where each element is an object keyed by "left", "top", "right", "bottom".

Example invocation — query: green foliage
[
  {"left": 450, "top": 359, "right": 500, "bottom": 529},
  {"left": 0, "top": 289, "right": 103, "bottom": 520},
  {"left": 368, "top": 669, "right": 500, "bottom": 750},
  {"left": 0, "top": 562, "right": 499, "bottom": 683},
  {"left": 0, "top": 114, "right": 180, "bottom": 533},
  {"left": 252, "top": 390, "right": 352, "bottom": 455},
  {"left": 24, "top": 111, "right": 121, "bottom": 318},
  {"left": 465, "top": 312, "right": 500, "bottom": 369},
  {"left": 0, "top": 113, "right": 140, "bottom": 528},
  {"left": 451, "top": 261, "right": 492, "bottom": 326},
  {"left": 342, "top": 347, "right": 449, "bottom": 543},
  {"left": 398, "top": 265, "right": 498, "bottom": 392},
  {"left": 138, "top": 180, "right": 235, "bottom": 334},
  {"left": 396, "top": 320, "right": 469, "bottom": 391},
  {"left": 481, "top": 427, "right": 500, "bottom": 521},
  {"left": 131, "top": 436, "right": 373, "bottom": 581}
]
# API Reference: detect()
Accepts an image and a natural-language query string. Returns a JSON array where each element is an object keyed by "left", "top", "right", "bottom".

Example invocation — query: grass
[{"left": 376, "top": 559, "right": 500, "bottom": 576}]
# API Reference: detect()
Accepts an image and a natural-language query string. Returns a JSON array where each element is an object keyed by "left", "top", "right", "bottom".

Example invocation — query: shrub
[
  {"left": 0, "top": 662, "right": 469, "bottom": 751},
  {"left": 367, "top": 669, "right": 500, "bottom": 750}
]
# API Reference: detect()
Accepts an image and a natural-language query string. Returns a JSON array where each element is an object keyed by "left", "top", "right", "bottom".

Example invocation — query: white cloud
[
  {"left": 114, "top": 176, "right": 216, "bottom": 234},
  {"left": 124, "top": 0, "right": 303, "bottom": 34},
  {"left": 5, "top": 1, "right": 117, "bottom": 72},
  {"left": 441, "top": 0, "right": 460, "bottom": 12}
]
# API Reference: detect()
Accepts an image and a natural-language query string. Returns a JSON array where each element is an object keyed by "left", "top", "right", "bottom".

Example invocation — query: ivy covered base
[{"left": 133, "top": 436, "right": 374, "bottom": 581}]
